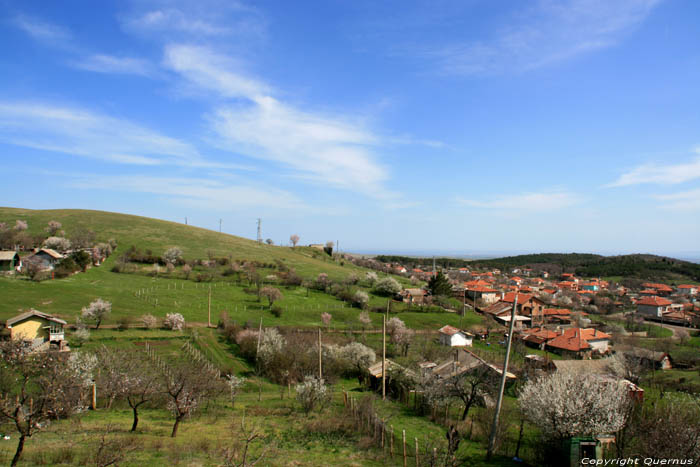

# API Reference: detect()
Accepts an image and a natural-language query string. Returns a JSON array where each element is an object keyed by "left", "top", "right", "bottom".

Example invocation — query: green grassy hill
[
  {"left": 0, "top": 207, "right": 356, "bottom": 279},
  {"left": 0, "top": 207, "right": 476, "bottom": 332}
]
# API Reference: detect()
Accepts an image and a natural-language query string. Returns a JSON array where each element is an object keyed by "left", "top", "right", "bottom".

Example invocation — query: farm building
[
  {"left": 0, "top": 251, "right": 21, "bottom": 272},
  {"left": 3, "top": 309, "right": 69, "bottom": 352},
  {"left": 438, "top": 325, "right": 473, "bottom": 347}
]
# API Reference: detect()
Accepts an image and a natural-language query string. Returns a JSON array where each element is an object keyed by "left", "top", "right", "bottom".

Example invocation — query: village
[{"left": 1, "top": 214, "right": 699, "bottom": 465}]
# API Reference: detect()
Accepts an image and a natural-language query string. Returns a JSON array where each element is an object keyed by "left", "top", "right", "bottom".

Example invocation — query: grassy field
[{"left": 0, "top": 207, "right": 373, "bottom": 280}]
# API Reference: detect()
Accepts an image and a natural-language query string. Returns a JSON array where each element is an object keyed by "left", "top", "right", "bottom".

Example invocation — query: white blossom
[
  {"left": 519, "top": 371, "right": 631, "bottom": 439},
  {"left": 164, "top": 313, "right": 185, "bottom": 331}
]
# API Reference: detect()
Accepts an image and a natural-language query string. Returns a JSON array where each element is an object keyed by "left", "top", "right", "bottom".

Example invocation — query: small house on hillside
[
  {"left": 438, "top": 325, "right": 473, "bottom": 347},
  {"left": 4, "top": 309, "right": 69, "bottom": 352},
  {"left": 27, "top": 248, "right": 64, "bottom": 270},
  {"left": 0, "top": 251, "right": 21, "bottom": 273},
  {"left": 400, "top": 288, "right": 426, "bottom": 305}
]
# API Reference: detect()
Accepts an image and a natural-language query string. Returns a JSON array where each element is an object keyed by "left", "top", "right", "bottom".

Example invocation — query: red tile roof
[
  {"left": 439, "top": 325, "right": 462, "bottom": 336},
  {"left": 501, "top": 292, "right": 535, "bottom": 304},
  {"left": 636, "top": 296, "right": 672, "bottom": 306},
  {"left": 546, "top": 328, "right": 610, "bottom": 352}
]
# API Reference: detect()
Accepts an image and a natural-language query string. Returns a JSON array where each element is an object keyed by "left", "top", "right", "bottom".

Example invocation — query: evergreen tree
[{"left": 428, "top": 271, "right": 452, "bottom": 297}]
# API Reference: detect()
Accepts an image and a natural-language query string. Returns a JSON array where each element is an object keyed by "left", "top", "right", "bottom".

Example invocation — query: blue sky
[{"left": 1, "top": 0, "right": 699, "bottom": 256}]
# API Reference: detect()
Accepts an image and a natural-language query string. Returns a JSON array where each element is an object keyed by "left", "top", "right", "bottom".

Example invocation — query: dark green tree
[{"left": 428, "top": 271, "right": 452, "bottom": 297}]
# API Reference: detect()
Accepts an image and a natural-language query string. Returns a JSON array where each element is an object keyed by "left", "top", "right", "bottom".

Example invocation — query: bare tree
[
  {"left": 290, "top": 234, "right": 300, "bottom": 247},
  {"left": 260, "top": 286, "right": 283, "bottom": 309},
  {"left": 0, "top": 341, "right": 95, "bottom": 466},
  {"left": 222, "top": 415, "right": 275, "bottom": 467},
  {"left": 445, "top": 366, "right": 499, "bottom": 420},
  {"left": 81, "top": 298, "right": 112, "bottom": 329},
  {"left": 162, "top": 361, "right": 223, "bottom": 437}
]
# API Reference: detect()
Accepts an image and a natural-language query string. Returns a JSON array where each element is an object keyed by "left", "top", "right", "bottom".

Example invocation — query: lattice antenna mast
[{"left": 256, "top": 218, "right": 262, "bottom": 243}]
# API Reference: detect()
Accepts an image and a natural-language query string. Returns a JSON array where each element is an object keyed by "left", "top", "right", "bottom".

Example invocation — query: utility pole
[
  {"left": 185, "top": 217, "right": 187, "bottom": 225},
  {"left": 219, "top": 219, "right": 222, "bottom": 233},
  {"left": 382, "top": 315, "right": 386, "bottom": 400},
  {"left": 256, "top": 218, "right": 262, "bottom": 243},
  {"left": 486, "top": 294, "right": 518, "bottom": 460},
  {"left": 318, "top": 328, "right": 323, "bottom": 380}
]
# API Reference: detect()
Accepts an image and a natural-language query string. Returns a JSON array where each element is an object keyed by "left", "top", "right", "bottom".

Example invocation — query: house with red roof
[
  {"left": 542, "top": 308, "right": 573, "bottom": 325},
  {"left": 636, "top": 296, "right": 673, "bottom": 318},
  {"left": 501, "top": 292, "right": 547, "bottom": 326},
  {"left": 465, "top": 284, "right": 499, "bottom": 304},
  {"left": 519, "top": 327, "right": 560, "bottom": 349},
  {"left": 558, "top": 280, "right": 578, "bottom": 291},
  {"left": 642, "top": 283, "right": 673, "bottom": 296},
  {"left": 546, "top": 328, "right": 611, "bottom": 359}
]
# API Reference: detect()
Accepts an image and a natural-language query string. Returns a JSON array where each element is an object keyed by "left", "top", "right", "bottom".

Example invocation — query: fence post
[
  {"left": 402, "top": 429, "right": 407, "bottom": 467},
  {"left": 390, "top": 426, "right": 394, "bottom": 457},
  {"left": 432, "top": 447, "right": 437, "bottom": 465},
  {"left": 415, "top": 438, "right": 419, "bottom": 467},
  {"left": 381, "top": 419, "right": 385, "bottom": 448}
]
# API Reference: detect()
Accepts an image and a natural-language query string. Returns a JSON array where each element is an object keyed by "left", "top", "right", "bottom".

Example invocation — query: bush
[
  {"left": 116, "top": 316, "right": 132, "bottom": 331},
  {"left": 353, "top": 291, "right": 369, "bottom": 309},
  {"left": 141, "top": 314, "right": 157, "bottom": 329},
  {"left": 373, "top": 277, "right": 402, "bottom": 296},
  {"left": 271, "top": 305, "right": 283, "bottom": 317},
  {"left": 72, "top": 327, "right": 90, "bottom": 346},
  {"left": 296, "top": 376, "right": 330, "bottom": 413},
  {"left": 163, "top": 313, "right": 185, "bottom": 331}
]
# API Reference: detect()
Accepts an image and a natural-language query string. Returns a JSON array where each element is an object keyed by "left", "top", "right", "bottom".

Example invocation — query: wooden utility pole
[
  {"left": 486, "top": 294, "right": 518, "bottom": 460},
  {"left": 207, "top": 286, "right": 212, "bottom": 327},
  {"left": 256, "top": 317, "right": 263, "bottom": 355},
  {"left": 318, "top": 328, "right": 323, "bottom": 380},
  {"left": 382, "top": 315, "right": 387, "bottom": 400}
]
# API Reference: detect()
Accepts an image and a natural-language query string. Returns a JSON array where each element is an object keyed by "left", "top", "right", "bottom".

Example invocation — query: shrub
[
  {"left": 164, "top": 313, "right": 185, "bottom": 331},
  {"left": 164, "top": 247, "right": 183, "bottom": 264},
  {"left": 353, "top": 291, "right": 369, "bottom": 309},
  {"left": 117, "top": 316, "right": 132, "bottom": 331},
  {"left": 141, "top": 314, "right": 157, "bottom": 329},
  {"left": 373, "top": 277, "right": 401, "bottom": 296},
  {"left": 72, "top": 327, "right": 90, "bottom": 346},
  {"left": 296, "top": 376, "right": 330, "bottom": 414},
  {"left": 271, "top": 305, "right": 283, "bottom": 318}
]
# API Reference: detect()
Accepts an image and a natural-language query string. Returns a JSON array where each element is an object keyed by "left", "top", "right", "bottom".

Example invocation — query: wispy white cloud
[
  {"left": 164, "top": 44, "right": 395, "bottom": 198},
  {"left": 71, "top": 54, "right": 156, "bottom": 77},
  {"left": 653, "top": 189, "right": 700, "bottom": 211},
  {"left": 457, "top": 191, "right": 578, "bottom": 211},
  {"left": 163, "top": 45, "right": 269, "bottom": 99},
  {"left": 69, "top": 174, "right": 308, "bottom": 211},
  {"left": 128, "top": 9, "right": 231, "bottom": 36},
  {"left": 13, "top": 15, "right": 71, "bottom": 43},
  {"left": 413, "top": 0, "right": 662, "bottom": 75},
  {"left": 608, "top": 151, "right": 700, "bottom": 187},
  {"left": 123, "top": 1, "right": 266, "bottom": 40},
  {"left": 0, "top": 101, "right": 220, "bottom": 168}
]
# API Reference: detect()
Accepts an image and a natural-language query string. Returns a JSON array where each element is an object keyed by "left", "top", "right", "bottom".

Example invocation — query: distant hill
[
  {"left": 469, "top": 253, "right": 700, "bottom": 283},
  {"left": 0, "top": 207, "right": 351, "bottom": 279}
]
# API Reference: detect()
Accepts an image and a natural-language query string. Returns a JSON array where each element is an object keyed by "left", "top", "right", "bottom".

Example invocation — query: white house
[
  {"left": 636, "top": 296, "right": 672, "bottom": 318},
  {"left": 438, "top": 325, "right": 473, "bottom": 347}
]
